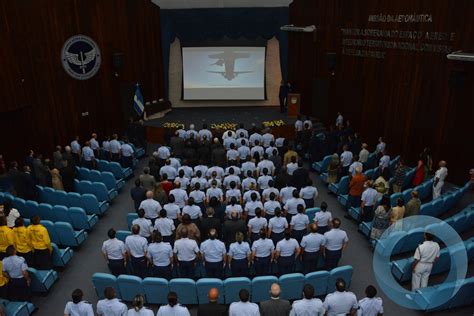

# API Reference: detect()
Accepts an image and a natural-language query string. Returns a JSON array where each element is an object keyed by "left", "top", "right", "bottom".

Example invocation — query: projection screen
[{"left": 182, "top": 46, "right": 266, "bottom": 100}]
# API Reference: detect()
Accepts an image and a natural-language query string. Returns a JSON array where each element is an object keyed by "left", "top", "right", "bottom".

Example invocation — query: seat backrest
[
  {"left": 397, "top": 228, "right": 425, "bottom": 254},
  {"left": 251, "top": 276, "right": 278, "bottom": 302},
  {"left": 55, "top": 190, "right": 69, "bottom": 207},
  {"left": 402, "top": 189, "right": 412, "bottom": 206},
  {"left": 169, "top": 279, "right": 197, "bottom": 305},
  {"left": 54, "top": 222, "right": 77, "bottom": 246},
  {"left": 24, "top": 200, "right": 39, "bottom": 219},
  {"left": 279, "top": 273, "right": 305, "bottom": 300},
  {"left": 327, "top": 266, "right": 353, "bottom": 292},
  {"left": 305, "top": 208, "right": 319, "bottom": 224},
  {"left": 305, "top": 271, "right": 330, "bottom": 297},
  {"left": 117, "top": 275, "right": 144, "bottom": 302},
  {"left": 365, "top": 169, "right": 375, "bottom": 180},
  {"left": 12, "top": 198, "right": 26, "bottom": 213},
  {"left": 431, "top": 199, "right": 444, "bottom": 217},
  {"left": 52, "top": 205, "right": 71, "bottom": 223},
  {"left": 96, "top": 159, "right": 109, "bottom": 172},
  {"left": 402, "top": 169, "right": 416, "bottom": 190},
  {"left": 321, "top": 155, "right": 332, "bottom": 172},
  {"left": 142, "top": 277, "right": 169, "bottom": 305},
  {"left": 390, "top": 193, "right": 403, "bottom": 207},
  {"left": 77, "top": 167, "right": 90, "bottom": 181},
  {"left": 89, "top": 170, "right": 103, "bottom": 184},
  {"left": 42, "top": 187, "right": 55, "bottom": 204},
  {"left": 196, "top": 278, "right": 224, "bottom": 304},
  {"left": 101, "top": 172, "right": 117, "bottom": 190},
  {"left": 92, "top": 273, "right": 120, "bottom": 299},
  {"left": 91, "top": 182, "right": 109, "bottom": 202},
  {"left": 39, "top": 203, "right": 55, "bottom": 222},
  {"left": 127, "top": 213, "right": 139, "bottom": 230},
  {"left": 223, "top": 277, "right": 251, "bottom": 304},
  {"left": 116, "top": 230, "right": 131, "bottom": 242},
  {"left": 80, "top": 194, "right": 100, "bottom": 214},
  {"left": 448, "top": 278, "right": 474, "bottom": 309},
  {"left": 68, "top": 207, "right": 89, "bottom": 230},
  {"left": 40, "top": 220, "right": 60, "bottom": 245}
]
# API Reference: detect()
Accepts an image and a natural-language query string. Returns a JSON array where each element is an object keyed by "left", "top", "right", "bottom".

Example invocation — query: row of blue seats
[
  {"left": 95, "top": 159, "right": 133, "bottom": 179},
  {"left": 391, "top": 237, "right": 474, "bottom": 282},
  {"left": 313, "top": 152, "right": 377, "bottom": 174},
  {"left": 92, "top": 265, "right": 353, "bottom": 305},
  {"left": 35, "top": 186, "right": 109, "bottom": 215},
  {"left": 74, "top": 179, "right": 117, "bottom": 202},
  {"left": 3, "top": 194, "right": 98, "bottom": 231},
  {"left": 0, "top": 299, "right": 35, "bottom": 316},
  {"left": 413, "top": 276, "right": 474, "bottom": 311},
  {"left": 20, "top": 219, "right": 88, "bottom": 248},
  {"left": 76, "top": 167, "right": 125, "bottom": 192},
  {"left": 373, "top": 204, "right": 474, "bottom": 256}
]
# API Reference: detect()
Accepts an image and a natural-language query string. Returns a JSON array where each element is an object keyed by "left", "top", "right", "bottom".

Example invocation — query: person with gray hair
[
  {"left": 139, "top": 167, "right": 156, "bottom": 191},
  {"left": 260, "top": 283, "right": 291, "bottom": 316}
]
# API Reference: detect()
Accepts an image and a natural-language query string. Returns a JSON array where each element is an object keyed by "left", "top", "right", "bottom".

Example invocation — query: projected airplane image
[{"left": 207, "top": 49, "right": 254, "bottom": 81}]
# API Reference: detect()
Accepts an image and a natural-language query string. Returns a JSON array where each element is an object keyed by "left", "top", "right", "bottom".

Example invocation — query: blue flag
[{"left": 133, "top": 83, "right": 144, "bottom": 116}]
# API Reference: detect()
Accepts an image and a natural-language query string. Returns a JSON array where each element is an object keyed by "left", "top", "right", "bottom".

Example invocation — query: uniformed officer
[
  {"left": 264, "top": 192, "right": 280, "bottom": 221},
  {"left": 157, "top": 291, "right": 191, "bottom": 316},
  {"left": 109, "top": 134, "right": 122, "bottom": 162},
  {"left": 138, "top": 191, "right": 162, "bottom": 225},
  {"left": 70, "top": 136, "right": 81, "bottom": 164},
  {"left": 257, "top": 168, "right": 273, "bottom": 190},
  {"left": 268, "top": 208, "right": 288, "bottom": 245},
  {"left": 290, "top": 284, "right": 325, "bottom": 316},
  {"left": 357, "top": 285, "right": 384, "bottom": 316},
  {"left": 163, "top": 195, "right": 181, "bottom": 227},
  {"left": 225, "top": 181, "right": 242, "bottom": 204},
  {"left": 170, "top": 184, "right": 189, "bottom": 209},
  {"left": 227, "top": 232, "right": 251, "bottom": 277},
  {"left": 247, "top": 208, "right": 268, "bottom": 243},
  {"left": 189, "top": 183, "right": 206, "bottom": 212},
  {"left": 360, "top": 180, "right": 378, "bottom": 222},
  {"left": 300, "top": 223, "right": 325, "bottom": 274},
  {"left": 229, "top": 289, "right": 259, "bottom": 316},
  {"left": 125, "top": 225, "right": 148, "bottom": 278},
  {"left": 173, "top": 227, "right": 200, "bottom": 278},
  {"left": 102, "top": 136, "right": 111, "bottom": 160},
  {"left": 181, "top": 197, "right": 202, "bottom": 225},
  {"left": 235, "top": 124, "right": 249, "bottom": 139},
  {"left": 27, "top": 215, "right": 53, "bottom": 269},
  {"left": 147, "top": 231, "right": 173, "bottom": 280},
  {"left": 200, "top": 229, "right": 226, "bottom": 278},
  {"left": 290, "top": 204, "right": 309, "bottom": 243},
  {"left": 412, "top": 232, "right": 440, "bottom": 290},
  {"left": 323, "top": 218, "right": 349, "bottom": 270},
  {"left": 0, "top": 216, "right": 13, "bottom": 260},
  {"left": 97, "top": 287, "right": 128, "bottom": 316},
  {"left": 101, "top": 228, "right": 127, "bottom": 277},
  {"left": 323, "top": 278, "right": 358, "bottom": 316},
  {"left": 275, "top": 229, "right": 300, "bottom": 275},
  {"left": 314, "top": 202, "right": 332, "bottom": 235},
  {"left": 121, "top": 139, "right": 135, "bottom": 169},
  {"left": 284, "top": 189, "right": 306, "bottom": 222},
  {"left": 81, "top": 141, "right": 95, "bottom": 169},
  {"left": 154, "top": 209, "right": 175, "bottom": 244},
  {"left": 64, "top": 288, "right": 94, "bottom": 316},
  {"left": 2, "top": 245, "right": 31, "bottom": 301},
  {"left": 251, "top": 229, "right": 275, "bottom": 276},
  {"left": 300, "top": 179, "right": 318, "bottom": 208},
  {"left": 206, "top": 180, "right": 223, "bottom": 204},
  {"left": 160, "top": 160, "right": 177, "bottom": 180},
  {"left": 133, "top": 209, "right": 154, "bottom": 241},
  {"left": 90, "top": 133, "right": 100, "bottom": 157},
  {"left": 225, "top": 197, "right": 244, "bottom": 220},
  {"left": 432, "top": 161, "right": 448, "bottom": 199},
  {"left": 244, "top": 193, "right": 264, "bottom": 220},
  {"left": 280, "top": 184, "right": 297, "bottom": 205}
]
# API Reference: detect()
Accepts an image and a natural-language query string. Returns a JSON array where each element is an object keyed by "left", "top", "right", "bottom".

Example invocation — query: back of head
[
  {"left": 132, "top": 294, "right": 145, "bottom": 311},
  {"left": 180, "top": 226, "right": 189, "bottom": 239},
  {"left": 168, "top": 291, "right": 178, "bottom": 307},
  {"left": 182, "top": 214, "right": 191, "bottom": 225},
  {"left": 71, "top": 288, "right": 83, "bottom": 304},
  {"left": 335, "top": 278, "right": 346, "bottom": 292},
  {"left": 259, "top": 229, "right": 267, "bottom": 239},
  {"left": 208, "top": 288, "right": 219, "bottom": 303},
  {"left": 152, "top": 230, "right": 163, "bottom": 243},
  {"left": 131, "top": 224, "right": 140, "bottom": 235},
  {"left": 332, "top": 218, "right": 341, "bottom": 229},
  {"left": 239, "top": 289, "right": 250, "bottom": 302},
  {"left": 206, "top": 207, "right": 215, "bottom": 217},
  {"left": 137, "top": 209, "right": 145, "bottom": 218},
  {"left": 309, "top": 223, "right": 318, "bottom": 233},
  {"left": 397, "top": 198, "right": 405, "bottom": 207},
  {"left": 270, "top": 283, "right": 281, "bottom": 299},
  {"left": 365, "top": 285, "right": 377, "bottom": 298},
  {"left": 303, "top": 284, "right": 315, "bottom": 299},
  {"left": 107, "top": 228, "right": 116, "bottom": 239},
  {"left": 14, "top": 217, "right": 24, "bottom": 228},
  {"left": 31, "top": 215, "right": 41, "bottom": 225},
  {"left": 284, "top": 228, "right": 291, "bottom": 240},
  {"left": 235, "top": 231, "right": 244, "bottom": 244},
  {"left": 209, "top": 228, "right": 217, "bottom": 240},
  {"left": 320, "top": 201, "right": 328, "bottom": 211},
  {"left": 104, "top": 286, "right": 116, "bottom": 300}
]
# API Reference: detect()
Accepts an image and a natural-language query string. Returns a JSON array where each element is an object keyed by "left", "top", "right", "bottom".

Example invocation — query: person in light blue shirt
[
  {"left": 147, "top": 231, "right": 173, "bottom": 280},
  {"left": 64, "top": 288, "right": 94, "bottom": 316},
  {"left": 227, "top": 232, "right": 251, "bottom": 277},
  {"left": 120, "top": 139, "right": 134, "bottom": 168},
  {"left": 173, "top": 227, "right": 200, "bottom": 278},
  {"left": 290, "top": 284, "right": 324, "bottom": 316},
  {"left": 323, "top": 218, "right": 349, "bottom": 270},
  {"left": 81, "top": 141, "right": 95, "bottom": 169},
  {"left": 300, "top": 223, "right": 325, "bottom": 274},
  {"left": 157, "top": 292, "right": 190, "bottom": 316},
  {"left": 109, "top": 134, "right": 122, "bottom": 162},
  {"left": 275, "top": 229, "right": 300, "bottom": 275},
  {"left": 290, "top": 204, "right": 309, "bottom": 243},
  {"left": 251, "top": 229, "right": 275, "bottom": 276},
  {"left": 2, "top": 245, "right": 31, "bottom": 301},
  {"left": 125, "top": 225, "right": 148, "bottom": 278},
  {"left": 200, "top": 229, "right": 226, "bottom": 278},
  {"left": 70, "top": 136, "right": 81, "bottom": 164},
  {"left": 360, "top": 180, "right": 378, "bottom": 222},
  {"left": 90, "top": 133, "right": 100, "bottom": 157},
  {"left": 247, "top": 208, "right": 267, "bottom": 243}
]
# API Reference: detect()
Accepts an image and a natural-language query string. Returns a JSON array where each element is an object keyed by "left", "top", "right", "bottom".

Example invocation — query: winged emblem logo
[{"left": 65, "top": 49, "right": 96, "bottom": 74}]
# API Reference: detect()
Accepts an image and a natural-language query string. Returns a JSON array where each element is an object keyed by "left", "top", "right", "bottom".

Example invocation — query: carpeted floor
[{"left": 30, "top": 152, "right": 474, "bottom": 315}]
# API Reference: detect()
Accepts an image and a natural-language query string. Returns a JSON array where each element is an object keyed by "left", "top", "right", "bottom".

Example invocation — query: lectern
[{"left": 287, "top": 93, "right": 300, "bottom": 117}]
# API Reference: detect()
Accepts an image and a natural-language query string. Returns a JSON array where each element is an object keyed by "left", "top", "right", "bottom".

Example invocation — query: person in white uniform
[
  {"left": 125, "top": 225, "right": 148, "bottom": 278},
  {"left": 432, "top": 161, "right": 448, "bottom": 199},
  {"left": 157, "top": 292, "right": 190, "bottom": 316},
  {"left": 290, "top": 204, "right": 309, "bottom": 243},
  {"left": 132, "top": 209, "right": 153, "bottom": 240},
  {"left": 357, "top": 285, "right": 383, "bottom": 316},
  {"left": 290, "top": 284, "right": 324, "bottom": 316},
  {"left": 154, "top": 209, "right": 176, "bottom": 244},
  {"left": 97, "top": 287, "right": 127, "bottom": 316},
  {"left": 323, "top": 279, "right": 358, "bottom": 316},
  {"left": 229, "top": 289, "right": 259, "bottom": 316},
  {"left": 173, "top": 227, "right": 200, "bottom": 278},
  {"left": 200, "top": 229, "right": 226, "bottom": 278},
  {"left": 275, "top": 229, "right": 300, "bottom": 275},
  {"left": 323, "top": 218, "right": 348, "bottom": 270},
  {"left": 64, "top": 288, "right": 94, "bottom": 316},
  {"left": 128, "top": 294, "right": 154, "bottom": 316},
  {"left": 412, "top": 232, "right": 440, "bottom": 290},
  {"left": 138, "top": 191, "right": 162, "bottom": 225},
  {"left": 247, "top": 208, "right": 268, "bottom": 243},
  {"left": 251, "top": 230, "right": 275, "bottom": 276},
  {"left": 101, "top": 228, "right": 127, "bottom": 276},
  {"left": 301, "top": 223, "right": 325, "bottom": 274},
  {"left": 314, "top": 202, "right": 332, "bottom": 235},
  {"left": 147, "top": 231, "right": 173, "bottom": 280}
]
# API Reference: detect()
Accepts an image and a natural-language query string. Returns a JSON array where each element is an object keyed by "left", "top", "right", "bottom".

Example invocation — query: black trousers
[
  {"left": 270, "top": 232, "right": 284, "bottom": 246},
  {"left": 303, "top": 251, "right": 320, "bottom": 274},
  {"left": 361, "top": 205, "right": 375, "bottom": 222},
  {"left": 254, "top": 256, "right": 271, "bottom": 276},
  {"left": 8, "top": 278, "right": 31, "bottom": 301},
  {"left": 111, "top": 153, "right": 120, "bottom": 162},
  {"left": 278, "top": 256, "right": 295, "bottom": 275},
  {"left": 131, "top": 256, "right": 147, "bottom": 278},
  {"left": 34, "top": 249, "right": 52, "bottom": 270},
  {"left": 178, "top": 260, "right": 195, "bottom": 278},
  {"left": 152, "top": 265, "right": 172, "bottom": 280},
  {"left": 292, "top": 229, "right": 307, "bottom": 244},
  {"left": 325, "top": 249, "right": 342, "bottom": 271},
  {"left": 108, "top": 259, "right": 126, "bottom": 277},
  {"left": 17, "top": 251, "right": 34, "bottom": 267},
  {"left": 122, "top": 156, "right": 133, "bottom": 168},
  {"left": 231, "top": 258, "right": 249, "bottom": 277},
  {"left": 279, "top": 96, "right": 286, "bottom": 113},
  {"left": 205, "top": 261, "right": 224, "bottom": 278}
]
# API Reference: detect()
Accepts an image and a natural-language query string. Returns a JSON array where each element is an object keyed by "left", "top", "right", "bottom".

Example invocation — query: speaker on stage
[
  {"left": 113, "top": 53, "right": 124, "bottom": 75},
  {"left": 311, "top": 79, "right": 329, "bottom": 122}
]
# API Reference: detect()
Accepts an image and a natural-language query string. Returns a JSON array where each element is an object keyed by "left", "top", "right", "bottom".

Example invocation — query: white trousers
[
  {"left": 412, "top": 262, "right": 433, "bottom": 290},
  {"left": 432, "top": 182, "right": 444, "bottom": 199}
]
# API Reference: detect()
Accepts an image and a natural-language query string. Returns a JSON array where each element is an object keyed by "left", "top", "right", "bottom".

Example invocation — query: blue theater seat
[
  {"left": 116, "top": 230, "right": 131, "bottom": 242},
  {"left": 364, "top": 168, "right": 375, "bottom": 180},
  {"left": 223, "top": 277, "right": 251, "bottom": 304},
  {"left": 12, "top": 198, "right": 26, "bottom": 214},
  {"left": 0, "top": 299, "right": 33, "bottom": 316},
  {"left": 304, "top": 271, "right": 330, "bottom": 297},
  {"left": 51, "top": 243, "right": 73, "bottom": 268},
  {"left": 69, "top": 207, "right": 98, "bottom": 230},
  {"left": 67, "top": 192, "right": 82, "bottom": 208},
  {"left": 28, "top": 268, "right": 58, "bottom": 293},
  {"left": 81, "top": 193, "right": 109, "bottom": 216},
  {"left": 92, "top": 273, "right": 120, "bottom": 299},
  {"left": 41, "top": 220, "right": 60, "bottom": 245},
  {"left": 359, "top": 221, "right": 373, "bottom": 238},
  {"left": 109, "top": 161, "right": 132, "bottom": 179},
  {"left": 390, "top": 193, "right": 403, "bottom": 207},
  {"left": 54, "top": 222, "right": 87, "bottom": 247},
  {"left": 169, "top": 279, "right": 197, "bottom": 305},
  {"left": 196, "top": 278, "right": 224, "bottom": 304},
  {"left": 305, "top": 208, "right": 319, "bottom": 224},
  {"left": 402, "top": 169, "right": 416, "bottom": 190},
  {"left": 329, "top": 176, "right": 349, "bottom": 196},
  {"left": 117, "top": 275, "right": 144, "bottom": 302},
  {"left": 127, "top": 213, "right": 139, "bottom": 230},
  {"left": 312, "top": 155, "right": 332, "bottom": 173},
  {"left": 327, "top": 266, "right": 353, "bottom": 292},
  {"left": 53, "top": 205, "right": 71, "bottom": 224},
  {"left": 102, "top": 171, "right": 125, "bottom": 191},
  {"left": 91, "top": 181, "right": 117, "bottom": 202},
  {"left": 279, "top": 273, "right": 305, "bottom": 300},
  {"left": 142, "top": 278, "right": 169, "bottom": 305},
  {"left": 39, "top": 203, "right": 55, "bottom": 222},
  {"left": 24, "top": 200, "right": 39, "bottom": 219},
  {"left": 251, "top": 276, "right": 278, "bottom": 303}
]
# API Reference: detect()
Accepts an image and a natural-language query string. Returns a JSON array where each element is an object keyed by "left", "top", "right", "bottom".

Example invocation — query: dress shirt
[
  {"left": 361, "top": 188, "right": 378, "bottom": 206},
  {"left": 189, "top": 190, "right": 205, "bottom": 204},
  {"left": 300, "top": 186, "right": 318, "bottom": 200},
  {"left": 357, "top": 297, "right": 384, "bottom": 316},
  {"left": 228, "top": 241, "right": 251, "bottom": 260},
  {"left": 300, "top": 233, "right": 325, "bottom": 253},
  {"left": 157, "top": 304, "right": 190, "bottom": 316},
  {"left": 132, "top": 218, "right": 153, "bottom": 238},
  {"left": 323, "top": 291, "right": 358, "bottom": 316},
  {"left": 182, "top": 205, "right": 202, "bottom": 219},
  {"left": 82, "top": 146, "right": 94, "bottom": 161},
  {"left": 245, "top": 201, "right": 264, "bottom": 217},
  {"left": 147, "top": 242, "right": 173, "bottom": 266},
  {"left": 157, "top": 146, "right": 171, "bottom": 159},
  {"left": 323, "top": 229, "right": 348, "bottom": 251},
  {"left": 264, "top": 200, "right": 280, "bottom": 215},
  {"left": 125, "top": 235, "right": 148, "bottom": 257},
  {"left": 200, "top": 239, "right": 226, "bottom": 262},
  {"left": 102, "top": 238, "right": 127, "bottom": 260},
  {"left": 290, "top": 298, "right": 324, "bottom": 316},
  {"left": 340, "top": 151, "right": 353, "bottom": 167},
  {"left": 290, "top": 213, "right": 309, "bottom": 231},
  {"left": 154, "top": 218, "right": 175, "bottom": 236},
  {"left": 109, "top": 140, "right": 121, "bottom": 154},
  {"left": 276, "top": 238, "right": 299, "bottom": 257},
  {"left": 2, "top": 255, "right": 27, "bottom": 278},
  {"left": 229, "top": 301, "right": 259, "bottom": 316},
  {"left": 163, "top": 203, "right": 180, "bottom": 219},
  {"left": 173, "top": 238, "right": 199, "bottom": 261},
  {"left": 64, "top": 301, "right": 94, "bottom": 316},
  {"left": 269, "top": 217, "right": 288, "bottom": 233},
  {"left": 284, "top": 198, "right": 306, "bottom": 215},
  {"left": 314, "top": 211, "right": 332, "bottom": 227},
  {"left": 139, "top": 199, "right": 162, "bottom": 219},
  {"left": 252, "top": 238, "right": 275, "bottom": 257},
  {"left": 97, "top": 298, "right": 128, "bottom": 316},
  {"left": 169, "top": 189, "right": 188, "bottom": 208},
  {"left": 280, "top": 186, "right": 296, "bottom": 204},
  {"left": 248, "top": 217, "right": 268, "bottom": 233},
  {"left": 121, "top": 144, "right": 134, "bottom": 157}
]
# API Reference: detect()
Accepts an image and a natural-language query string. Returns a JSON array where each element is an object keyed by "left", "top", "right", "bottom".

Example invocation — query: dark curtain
[{"left": 160, "top": 7, "right": 289, "bottom": 98}]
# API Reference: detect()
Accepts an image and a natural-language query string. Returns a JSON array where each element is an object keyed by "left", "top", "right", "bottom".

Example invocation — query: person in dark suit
[
  {"left": 292, "top": 160, "right": 309, "bottom": 190},
  {"left": 197, "top": 136, "right": 211, "bottom": 165},
  {"left": 223, "top": 211, "right": 247, "bottom": 246},
  {"left": 60, "top": 160, "right": 76, "bottom": 192},
  {"left": 278, "top": 81, "right": 294, "bottom": 113},
  {"left": 260, "top": 283, "right": 291, "bottom": 316},
  {"left": 170, "top": 131, "right": 185, "bottom": 158},
  {"left": 200, "top": 207, "right": 222, "bottom": 240},
  {"left": 197, "top": 288, "right": 227, "bottom": 316},
  {"left": 130, "top": 179, "right": 147, "bottom": 211},
  {"left": 211, "top": 139, "right": 226, "bottom": 168},
  {"left": 15, "top": 166, "right": 37, "bottom": 201}
]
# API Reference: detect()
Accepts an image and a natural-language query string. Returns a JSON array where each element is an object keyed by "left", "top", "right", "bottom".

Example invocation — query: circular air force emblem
[{"left": 61, "top": 35, "right": 101, "bottom": 80}]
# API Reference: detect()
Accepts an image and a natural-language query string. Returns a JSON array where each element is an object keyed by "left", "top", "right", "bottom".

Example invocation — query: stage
[{"left": 144, "top": 106, "right": 296, "bottom": 143}]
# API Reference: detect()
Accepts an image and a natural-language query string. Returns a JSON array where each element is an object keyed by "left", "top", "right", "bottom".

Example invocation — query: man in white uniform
[
  {"left": 323, "top": 279, "right": 358, "bottom": 316},
  {"left": 229, "top": 289, "right": 259, "bottom": 316},
  {"left": 432, "top": 160, "right": 448, "bottom": 199},
  {"left": 357, "top": 285, "right": 383, "bottom": 316},
  {"left": 290, "top": 284, "right": 324, "bottom": 316},
  {"left": 412, "top": 232, "right": 440, "bottom": 290},
  {"left": 97, "top": 287, "right": 127, "bottom": 316}
]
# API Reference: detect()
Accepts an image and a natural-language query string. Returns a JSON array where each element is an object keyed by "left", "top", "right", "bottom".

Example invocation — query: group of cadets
[{"left": 102, "top": 124, "right": 350, "bottom": 280}]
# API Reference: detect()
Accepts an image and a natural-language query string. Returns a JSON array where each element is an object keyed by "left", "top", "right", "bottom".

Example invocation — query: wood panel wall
[
  {"left": 288, "top": 0, "right": 474, "bottom": 184},
  {"left": 0, "top": 0, "right": 163, "bottom": 161}
]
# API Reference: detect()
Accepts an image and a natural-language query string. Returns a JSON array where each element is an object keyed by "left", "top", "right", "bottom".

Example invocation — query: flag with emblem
[{"left": 133, "top": 83, "right": 145, "bottom": 116}]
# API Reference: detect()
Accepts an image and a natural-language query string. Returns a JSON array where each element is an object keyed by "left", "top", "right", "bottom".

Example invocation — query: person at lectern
[{"left": 279, "top": 81, "right": 294, "bottom": 113}]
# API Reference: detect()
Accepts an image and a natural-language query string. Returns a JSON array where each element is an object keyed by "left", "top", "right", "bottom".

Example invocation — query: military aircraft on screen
[{"left": 207, "top": 50, "right": 253, "bottom": 81}]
